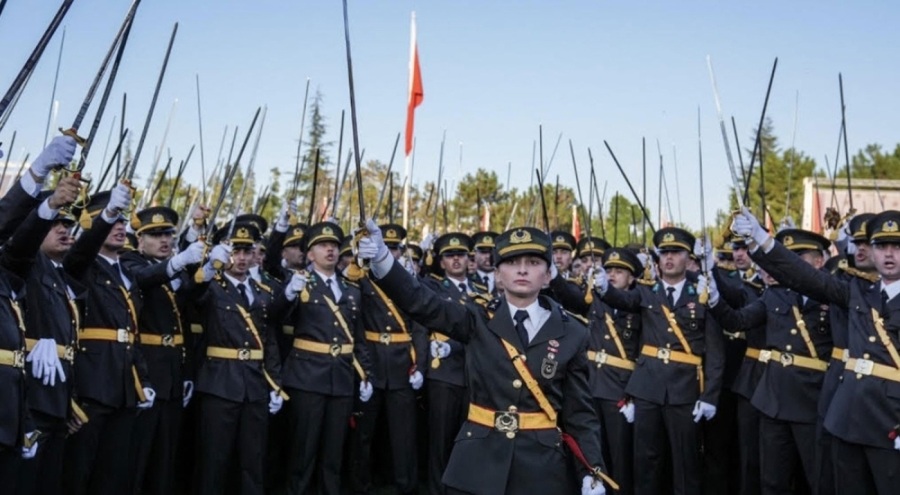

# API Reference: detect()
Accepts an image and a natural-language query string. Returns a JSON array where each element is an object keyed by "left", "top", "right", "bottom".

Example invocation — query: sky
[{"left": 1, "top": 1, "right": 898, "bottom": 231}]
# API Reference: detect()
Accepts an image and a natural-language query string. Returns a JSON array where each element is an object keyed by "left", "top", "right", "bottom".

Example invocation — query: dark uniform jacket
[
  {"left": 602, "top": 271, "right": 726, "bottom": 407},
  {"left": 710, "top": 283, "right": 832, "bottom": 424},
  {"left": 550, "top": 274, "right": 641, "bottom": 402},
  {"left": 421, "top": 276, "right": 480, "bottom": 388},
  {"left": 358, "top": 276, "right": 428, "bottom": 390},
  {"left": 281, "top": 271, "right": 372, "bottom": 396},
  {"left": 713, "top": 267, "right": 767, "bottom": 400},
  {"left": 377, "top": 261, "right": 605, "bottom": 495},
  {"left": 64, "top": 217, "right": 150, "bottom": 409},
  {"left": 191, "top": 274, "right": 286, "bottom": 403},
  {"left": 753, "top": 242, "right": 898, "bottom": 448},
  {"left": 120, "top": 253, "right": 193, "bottom": 401}
]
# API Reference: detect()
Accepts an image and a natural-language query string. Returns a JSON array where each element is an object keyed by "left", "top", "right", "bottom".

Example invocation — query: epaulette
[
  {"left": 564, "top": 308, "right": 589, "bottom": 326},
  {"left": 344, "top": 279, "right": 360, "bottom": 288},
  {"left": 429, "top": 273, "right": 442, "bottom": 281},
  {"left": 255, "top": 281, "right": 273, "bottom": 294},
  {"left": 840, "top": 265, "right": 880, "bottom": 284},
  {"left": 566, "top": 276, "right": 584, "bottom": 286},
  {"left": 717, "top": 261, "right": 737, "bottom": 272},
  {"left": 471, "top": 292, "right": 492, "bottom": 306},
  {"left": 636, "top": 278, "right": 656, "bottom": 287},
  {"left": 743, "top": 279, "right": 764, "bottom": 291}
]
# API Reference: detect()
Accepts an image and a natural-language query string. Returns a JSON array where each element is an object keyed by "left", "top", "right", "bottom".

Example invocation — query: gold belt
[
  {"left": 140, "top": 334, "right": 184, "bottom": 347},
  {"left": 845, "top": 357, "right": 900, "bottom": 382},
  {"left": 467, "top": 403, "right": 556, "bottom": 438},
  {"left": 206, "top": 346, "right": 263, "bottom": 361},
  {"left": 293, "top": 338, "right": 353, "bottom": 357},
  {"left": 80, "top": 328, "right": 134, "bottom": 344},
  {"left": 641, "top": 345, "right": 702, "bottom": 366},
  {"left": 831, "top": 347, "right": 849, "bottom": 363},
  {"left": 0, "top": 349, "right": 25, "bottom": 368},
  {"left": 586, "top": 350, "right": 636, "bottom": 371},
  {"left": 25, "top": 338, "right": 75, "bottom": 362},
  {"left": 757, "top": 349, "right": 827, "bottom": 372},
  {"left": 745, "top": 348, "right": 762, "bottom": 360},
  {"left": 365, "top": 331, "right": 412, "bottom": 344}
]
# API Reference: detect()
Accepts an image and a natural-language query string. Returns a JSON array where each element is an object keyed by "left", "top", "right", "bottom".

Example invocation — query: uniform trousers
[
  {"left": 831, "top": 436, "right": 900, "bottom": 495},
  {"left": 195, "top": 393, "right": 267, "bottom": 495},
  {"left": 428, "top": 381, "right": 467, "bottom": 495},
  {"left": 62, "top": 400, "right": 136, "bottom": 495},
  {"left": 759, "top": 415, "right": 815, "bottom": 495},
  {"left": 703, "top": 388, "right": 739, "bottom": 495},
  {"left": 284, "top": 389, "right": 353, "bottom": 495},
  {"left": 595, "top": 398, "right": 634, "bottom": 495},
  {"left": 130, "top": 397, "right": 183, "bottom": 495},
  {"left": 736, "top": 396, "right": 762, "bottom": 495},
  {"left": 350, "top": 387, "right": 418, "bottom": 494},
  {"left": 16, "top": 410, "right": 67, "bottom": 495},
  {"left": 1, "top": 445, "right": 21, "bottom": 495},
  {"left": 633, "top": 398, "right": 702, "bottom": 495},
  {"left": 814, "top": 421, "right": 835, "bottom": 495}
]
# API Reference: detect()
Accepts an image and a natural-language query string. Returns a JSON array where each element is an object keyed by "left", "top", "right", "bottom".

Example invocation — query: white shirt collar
[
  {"left": 662, "top": 278, "right": 687, "bottom": 305},
  {"left": 507, "top": 298, "right": 551, "bottom": 343},
  {"left": 882, "top": 280, "right": 900, "bottom": 302},
  {"left": 222, "top": 272, "right": 253, "bottom": 305}
]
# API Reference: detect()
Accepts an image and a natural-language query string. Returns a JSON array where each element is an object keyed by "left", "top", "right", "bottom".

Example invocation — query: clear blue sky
[{"left": 2, "top": 1, "right": 898, "bottom": 230}]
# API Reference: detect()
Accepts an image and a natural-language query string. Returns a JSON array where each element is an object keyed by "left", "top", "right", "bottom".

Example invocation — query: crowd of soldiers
[{"left": 0, "top": 134, "right": 898, "bottom": 495}]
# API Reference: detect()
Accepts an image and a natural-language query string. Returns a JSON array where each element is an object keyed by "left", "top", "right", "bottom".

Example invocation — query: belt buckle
[
  {"left": 161, "top": 335, "right": 175, "bottom": 347},
  {"left": 780, "top": 352, "right": 794, "bottom": 367},
  {"left": 594, "top": 350, "right": 608, "bottom": 366},
  {"left": 656, "top": 348, "right": 671, "bottom": 363},
  {"left": 854, "top": 358, "right": 874, "bottom": 376},
  {"left": 494, "top": 409, "right": 520, "bottom": 435},
  {"left": 841, "top": 349, "right": 849, "bottom": 363},
  {"left": 63, "top": 346, "right": 75, "bottom": 362},
  {"left": 379, "top": 333, "right": 391, "bottom": 345},
  {"left": 116, "top": 329, "right": 129, "bottom": 343},
  {"left": 759, "top": 350, "right": 772, "bottom": 363},
  {"left": 13, "top": 350, "right": 25, "bottom": 368},
  {"left": 329, "top": 344, "right": 342, "bottom": 357},
  {"left": 237, "top": 348, "right": 251, "bottom": 361}
]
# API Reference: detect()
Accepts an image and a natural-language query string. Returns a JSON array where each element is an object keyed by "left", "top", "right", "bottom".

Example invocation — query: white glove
[
  {"left": 401, "top": 255, "right": 417, "bottom": 276},
  {"left": 637, "top": 252, "right": 650, "bottom": 268},
  {"left": 21, "top": 432, "right": 39, "bottom": 459},
  {"left": 31, "top": 135, "right": 77, "bottom": 179},
  {"left": 894, "top": 436, "right": 900, "bottom": 451},
  {"left": 697, "top": 274, "right": 719, "bottom": 307},
  {"left": 170, "top": 241, "right": 205, "bottom": 272},
  {"left": 593, "top": 268, "right": 609, "bottom": 294},
  {"left": 581, "top": 474, "right": 607, "bottom": 495},
  {"left": 268, "top": 390, "right": 284, "bottom": 414},
  {"left": 731, "top": 207, "right": 770, "bottom": 248},
  {"left": 137, "top": 387, "right": 156, "bottom": 409},
  {"left": 430, "top": 340, "right": 451, "bottom": 359},
  {"left": 208, "top": 244, "right": 232, "bottom": 267},
  {"left": 420, "top": 233, "right": 437, "bottom": 252},
  {"left": 359, "top": 380, "right": 373, "bottom": 402},
  {"left": 26, "top": 338, "right": 66, "bottom": 386},
  {"left": 105, "top": 183, "right": 132, "bottom": 217},
  {"left": 409, "top": 370, "right": 424, "bottom": 390},
  {"left": 550, "top": 262, "right": 559, "bottom": 280},
  {"left": 619, "top": 401, "right": 635, "bottom": 423},
  {"left": 183, "top": 380, "right": 194, "bottom": 408},
  {"left": 356, "top": 219, "right": 389, "bottom": 262},
  {"left": 284, "top": 272, "right": 308, "bottom": 301},
  {"left": 692, "top": 400, "right": 717, "bottom": 422},
  {"left": 694, "top": 237, "right": 715, "bottom": 270},
  {"left": 274, "top": 200, "right": 296, "bottom": 233}
]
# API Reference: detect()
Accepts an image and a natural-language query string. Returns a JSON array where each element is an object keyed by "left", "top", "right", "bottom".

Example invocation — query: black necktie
[
  {"left": 483, "top": 276, "right": 490, "bottom": 289},
  {"left": 326, "top": 278, "right": 338, "bottom": 300},
  {"left": 237, "top": 283, "right": 251, "bottom": 308},
  {"left": 883, "top": 289, "right": 890, "bottom": 313},
  {"left": 459, "top": 282, "right": 468, "bottom": 294},
  {"left": 514, "top": 309, "right": 530, "bottom": 348},
  {"left": 666, "top": 286, "right": 676, "bottom": 307}
]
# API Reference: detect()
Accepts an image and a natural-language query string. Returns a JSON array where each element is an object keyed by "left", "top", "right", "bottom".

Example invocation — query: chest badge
[{"left": 541, "top": 357, "right": 558, "bottom": 379}]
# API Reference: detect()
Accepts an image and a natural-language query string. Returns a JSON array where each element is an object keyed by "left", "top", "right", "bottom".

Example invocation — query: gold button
[
  {"left": 869, "top": 336, "right": 877, "bottom": 343},
  {"left": 508, "top": 405, "right": 518, "bottom": 413},
  {"left": 666, "top": 343, "right": 672, "bottom": 349},
  {"left": 856, "top": 374, "right": 863, "bottom": 380},
  {"left": 512, "top": 379, "right": 522, "bottom": 389},
  {"left": 790, "top": 329, "right": 797, "bottom": 335},
  {"left": 604, "top": 335, "right": 611, "bottom": 340},
  {"left": 386, "top": 326, "right": 392, "bottom": 331},
  {"left": 333, "top": 337, "right": 339, "bottom": 342},
  {"left": 333, "top": 322, "right": 338, "bottom": 326},
  {"left": 667, "top": 328, "right": 673, "bottom": 333},
  {"left": 466, "top": 431, "right": 472, "bottom": 437},
  {"left": 786, "top": 345, "right": 792, "bottom": 351},
  {"left": 506, "top": 432, "right": 516, "bottom": 439},
  {"left": 864, "top": 353, "right": 871, "bottom": 359}
]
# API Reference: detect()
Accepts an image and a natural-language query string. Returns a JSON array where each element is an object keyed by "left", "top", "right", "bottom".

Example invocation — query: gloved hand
[
  {"left": 593, "top": 268, "right": 609, "bottom": 294},
  {"left": 47, "top": 176, "right": 82, "bottom": 210},
  {"left": 284, "top": 272, "right": 308, "bottom": 301},
  {"left": 268, "top": 391, "right": 284, "bottom": 414},
  {"left": 274, "top": 200, "right": 296, "bottom": 233},
  {"left": 359, "top": 380, "right": 373, "bottom": 402},
  {"left": 356, "top": 219, "right": 389, "bottom": 262},
  {"left": 694, "top": 237, "right": 715, "bottom": 270},
  {"left": 21, "top": 431, "right": 39, "bottom": 459},
  {"left": 637, "top": 252, "right": 650, "bottom": 268},
  {"left": 550, "top": 262, "right": 559, "bottom": 280},
  {"left": 731, "top": 207, "right": 770, "bottom": 248},
  {"left": 697, "top": 274, "right": 719, "bottom": 307},
  {"left": 105, "top": 183, "right": 133, "bottom": 217},
  {"left": 401, "top": 255, "right": 417, "bottom": 276},
  {"left": 409, "top": 370, "right": 424, "bottom": 390},
  {"left": 27, "top": 338, "right": 66, "bottom": 386},
  {"left": 692, "top": 400, "right": 717, "bottom": 422},
  {"left": 208, "top": 244, "right": 232, "bottom": 267},
  {"left": 894, "top": 436, "right": 900, "bottom": 451},
  {"left": 31, "top": 135, "right": 77, "bottom": 179},
  {"left": 619, "top": 401, "right": 635, "bottom": 423},
  {"left": 420, "top": 232, "right": 437, "bottom": 252},
  {"left": 137, "top": 387, "right": 157, "bottom": 409},
  {"left": 430, "top": 340, "right": 451, "bottom": 359},
  {"left": 183, "top": 380, "right": 194, "bottom": 408},
  {"left": 581, "top": 475, "right": 607, "bottom": 495},
  {"left": 170, "top": 241, "right": 205, "bottom": 272}
]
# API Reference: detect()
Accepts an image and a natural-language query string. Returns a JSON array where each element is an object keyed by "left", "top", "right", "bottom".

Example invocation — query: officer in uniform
[
  {"left": 279, "top": 221, "right": 374, "bottom": 495},
  {"left": 349, "top": 223, "right": 427, "bottom": 495},
  {"left": 190, "top": 221, "right": 290, "bottom": 495},
  {"left": 733, "top": 208, "right": 900, "bottom": 495},
  {"left": 575, "top": 236, "right": 612, "bottom": 272},
  {"left": 550, "top": 246, "right": 643, "bottom": 495},
  {"left": 472, "top": 231, "right": 499, "bottom": 296},
  {"left": 358, "top": 222, "right": 613, "bottom": 495},
  {"left": 62, "top": 184, "right": 157, "bottom": 495},
  {"left": 596, "top": 227, "right": 725, "bottom": 495},
  {"left": 550, "top": 230, "right": 577, "bottom": 277},
  {"left": 707, "top": 228, "right": 834, "bottom": 494},
  {"left": 121, "top": 206, "right": 204, "bottom": 495}
]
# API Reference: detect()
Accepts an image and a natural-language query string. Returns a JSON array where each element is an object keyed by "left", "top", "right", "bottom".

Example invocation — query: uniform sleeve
[
  {"left": 63, "top": 215, "right": 116, "bottom": 280},
  {"left": 752, "top": 242, "right": 850, "bottom": 308},
  {"left": 599, "top": 284, "right": 642, "bottom": 312},
  {"left": 709, "top": 297, "right": 768, "bottom": 333},
  {"left": 713, "top": 269, "right": 749, "bottom": 308},
  {"left": 0, "top": 209, "right": 54, "bottom": 279},
  {"left": 409, "top": 319, "right": 429, "bottom": 373},
  {"left": 561, "top": 326, "right": 607, "bottom": 476},
  {"left": 699, "top": 313, "right": 725, "bottom": 406},
  {"left": 549, "top": 274, "right": 590, "bottom": 315}
]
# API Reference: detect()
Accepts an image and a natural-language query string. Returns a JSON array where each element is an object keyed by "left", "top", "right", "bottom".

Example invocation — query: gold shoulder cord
[
  {"left": 659, "top": 305, "right": 704, "bottom": 392},
  {"left": 234, "top": 304, "right": 290, "bottom": 400},
  {"left": 321, "top": 294, "right": 367, "bottom": 380},
  {"left": 790, "top": 306, "right": 818, "bottom": 359}
]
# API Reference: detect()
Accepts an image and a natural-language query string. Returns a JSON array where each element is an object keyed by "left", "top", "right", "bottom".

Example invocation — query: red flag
[
  {"left": 404, "top": 12, "right": 424, "bottom": 157},
  {"left": 480, "top": 203, "right": 491, "bottom": 231},
  {"left": 571, "top": 205, "right": 581, "bottom": 242}
]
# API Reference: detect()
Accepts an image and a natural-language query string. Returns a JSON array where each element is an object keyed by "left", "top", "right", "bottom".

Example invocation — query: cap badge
[
  {"left": 663, "top": 233, "right": 675, "bottom": 243},
  {"left": 884, "top": 220, "right": 899, "bottom": 233},
  {"left": 236, "top": 227, "right": 250, "bottom": 239},
  {"left": 323, "top": 226, "right": 334, "bottom": 235},
  {"left": 484, "top": 235, "right": 493, "bottom": 243},
  {"left": 449, "top": 237, "right": 461, "bottom": 246},
  {"left": 784, "top": 235, "right": 794, "bottom": 246},
  {"left": 556, "top": 235, "right": 565, "bottom": 243},
  {"left": 609, "top": 251, "right": 620, "bottom": 261},
  {"left": 151, "top": 213, "right": 165, "bottom": 224},
  {"left": 510, "top": 229, "right": 532, "bottom": 244},
  {"left": 292, "top": 227, "right": 304, "bottom": 237},
  {"left": 386, "top": 228, "right": 398, "bottom": 239}
]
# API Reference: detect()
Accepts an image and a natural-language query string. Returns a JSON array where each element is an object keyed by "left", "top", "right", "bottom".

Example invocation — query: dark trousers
[
  {"left": 814, "top": 420, "right": 835, "bottom": 495},
  {"left": 62, "top": 400, "right": 136, "bottom": 495},
  {"left": 703, "top": 389, "right": 739, "bottom": 495},
  {"left": 832, "top": 436, "right": 900, "bottom": 495},
  {"left": 195, "top": 393, "right": 267, "bottom": 495},
  {"left": 633, "top": 399, "right": 702, "bottom": 495},
  {"left": 350, "top": 387, "right": 418, "bottom": 494},
  {"left": 131, "top": 397, "right": 183, "bottom": 495},
  {"left": 284, "top": 389, "right": 352, "bottom": 495},
  {"left": 736, "top": 396, "right": 762, "bottom": 495},
  {"left": 759, "top": 416, "right": 815, "bottom": 495},
  {"left": 428, "top": 381, "right": 467, "bottom": 495},
  {"left": 1, "top": 445, "right": 21, "bottom": 495},
  {"left": 595, "top": 398, "right": 634, "bottom": 495},
  {"left": 17, "top": 411, "right": 67, "bottom": 495}
]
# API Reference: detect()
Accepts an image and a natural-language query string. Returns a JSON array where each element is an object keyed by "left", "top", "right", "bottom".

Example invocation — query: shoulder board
[
  {"left": 718, "top": 261, "right": 737, "bottom": 273},
  {"left": 636, "top": 278, "right": 656, "bottom": 287},
  {"left": 840, "top": 265, "right": 880, "bottom": 284},
  {"left": 472, "top": 282, "right": 488, "bottom": 292},
  {"left": 564, "top": 309, "right": 589, "bottom": 326},
  {"left": 743, "top": 279, "right": 764, "bottom": 290},
  {"left": 486, "top": 297, "right": 502, "bottom": 313},
  {"left": 429, "top": 273, "right": 443, "bottom": 281},
  {"left": 344, "top": 279, "right": 359, "bottom": 288},
  {"left": 566, "top": 276, "right": 584, "bottom": 286},
  {"left": 255, "top": 282, "right": 273, "bottom": 294}
]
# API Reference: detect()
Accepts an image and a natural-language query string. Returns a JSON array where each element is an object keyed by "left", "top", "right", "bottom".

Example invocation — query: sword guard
[{"left": 59, "top": 127, "right": 87, "bottom": 147}]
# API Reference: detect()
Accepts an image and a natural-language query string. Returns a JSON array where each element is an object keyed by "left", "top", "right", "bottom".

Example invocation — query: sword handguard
[
  {"left": 193, "top": 238, "right": 210, "bottom": 284},
  {"left": 345, "top": 227, "right": 369, "bottom": 282},
  {"left": 59, "top": 127, "right": 86, "bottom": 147}
]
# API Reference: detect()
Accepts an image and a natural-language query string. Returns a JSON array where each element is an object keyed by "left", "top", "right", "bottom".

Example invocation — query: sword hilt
[
  {"left": 345, "top": 226, "right": 369, "bottom": 281},
  {"left": 193, "top": 236, "right": 210, "bottom": 284},
  {"left": 59, "top": 127, "right": 86, "bottom": 147}
]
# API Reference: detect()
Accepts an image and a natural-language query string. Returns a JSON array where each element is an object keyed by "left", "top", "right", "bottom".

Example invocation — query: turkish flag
[{"left": 405, "top": 12, "right": 424, "bottom": 157}]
